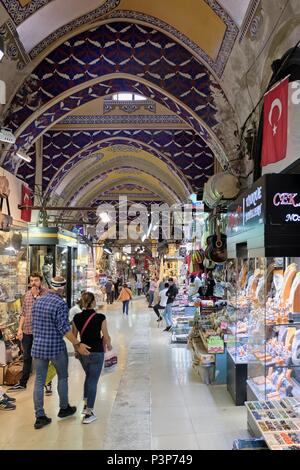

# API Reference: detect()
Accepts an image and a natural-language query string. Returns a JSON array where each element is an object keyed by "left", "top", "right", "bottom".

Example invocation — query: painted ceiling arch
[
  {"left": 3, "top": 21, "right": 234, "bottom": 171},
  {"left": 68, "top": 172, "right": 179, "bottom": 209},
  {"left": 1, "top": 0, "right": 241, "bottom": 77},
  {"left": 53, "top": 151, "right": 189, "bottom": 206},
  {"left": 42, "top": 130, "right": 210, "bottom": 197}
]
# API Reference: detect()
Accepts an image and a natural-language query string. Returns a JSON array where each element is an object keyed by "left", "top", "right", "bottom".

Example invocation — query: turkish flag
[
  {"left": 21, "top": 184, "right": 32, "bottom": 222},
  {"left": 261, "top": 77, "right": 288, "bottom": 166}
]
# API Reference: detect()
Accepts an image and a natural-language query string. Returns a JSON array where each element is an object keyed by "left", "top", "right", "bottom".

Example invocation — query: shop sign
[
  {"left": 268, "top": 177, "right": 300, "bottom": 224},
  {"left": 227, "top": 181, "right": 264, "bottom": 235}
]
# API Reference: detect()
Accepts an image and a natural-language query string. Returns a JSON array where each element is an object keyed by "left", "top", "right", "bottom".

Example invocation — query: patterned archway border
[
  {"left": 102, "top": 184, "right": 160, "bottom": 198},
  {"left": 71, "top": 172, "right": 180, "bottom": 208},
  {"left": 4, "top": 22, "right": 232, "bottom": 167},
  {"left": 27, "top": 4, "right": 238, "bottom": 78},
  {"left": 45, "top": 135, "right": 198, "bottom": 197},
  {"left": 67, "top": 166, "right": 182, "bottom": 207}
]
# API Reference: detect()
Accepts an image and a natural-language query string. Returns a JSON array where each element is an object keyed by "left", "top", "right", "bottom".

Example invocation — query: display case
[
  {"left": 225, "top": 258, "right": 251, "bottom": 405},
  {"left": 29, "top": 227, "right": 77, "bottom": 307},
  {"left": 72, "top": 243, "right": 89, "bottom": 304},
  {"left": 247, "top": 257, "right": 300, "bottom": 402},
  {"left": 226, "top": 174, "right": 300, "bottom": 404},
  {"left": 0, "top": 226, "right": 28, "bottom": 361}
]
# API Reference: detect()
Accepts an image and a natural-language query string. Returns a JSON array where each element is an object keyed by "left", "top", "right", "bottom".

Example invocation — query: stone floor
[{"left": 0, "top": 297, "right": 249, "bottom": 450}]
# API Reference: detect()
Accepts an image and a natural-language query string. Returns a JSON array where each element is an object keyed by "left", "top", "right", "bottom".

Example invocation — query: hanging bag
[{"left": 0, "top": 176, "right": 12, "bottom": 232}]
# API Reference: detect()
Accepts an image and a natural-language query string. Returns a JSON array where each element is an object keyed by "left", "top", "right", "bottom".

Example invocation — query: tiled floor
[{"left": 0, "top": 298, "right": 249, "bottom": 450}]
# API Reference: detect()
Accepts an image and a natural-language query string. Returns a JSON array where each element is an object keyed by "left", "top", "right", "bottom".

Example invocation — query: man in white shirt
[
  {"left": 153, "top": 282, "right": 169, "bottom": 321},
  {"left": 189, "top": 274, "right": 203, "bottom": 298}
]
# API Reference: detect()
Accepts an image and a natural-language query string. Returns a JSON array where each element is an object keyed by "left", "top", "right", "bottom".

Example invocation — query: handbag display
[{"left": 0, "top": 194, "right": 12, "bottom": 232}]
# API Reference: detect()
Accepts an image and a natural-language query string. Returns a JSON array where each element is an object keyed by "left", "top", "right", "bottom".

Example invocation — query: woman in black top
[{"left": 72, "top": 292, "right": 112, "bottom": 424}]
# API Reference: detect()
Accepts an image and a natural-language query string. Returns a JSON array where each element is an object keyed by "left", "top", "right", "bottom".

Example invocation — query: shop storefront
[
  {"left": 28, "top": 227, "right": 77, "bottom": 307},
  {"left": 0, "top": 170, "right": 29, "bottom": 379},
  {"left": 226, "top": 173, "right": 300, "bottom": 405}
]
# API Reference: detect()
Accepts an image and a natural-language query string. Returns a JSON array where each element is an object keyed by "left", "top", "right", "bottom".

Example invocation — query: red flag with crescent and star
[
  {"left": 21, "top": 184, "right": 32, "bottom": 222},
  {"left": 261, "top": 76, "right": 289, "bottom": 167}
]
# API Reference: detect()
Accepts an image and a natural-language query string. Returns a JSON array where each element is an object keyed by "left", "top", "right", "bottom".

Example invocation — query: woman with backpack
[
  {"left": 72, "top": 292, "right": 112, "bottom": 424},
  {"left": 117, "top": 283, "right": 133, "bottom": 315}
]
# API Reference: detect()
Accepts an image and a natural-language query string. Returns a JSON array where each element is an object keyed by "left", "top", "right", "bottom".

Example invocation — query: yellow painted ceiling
[{"left": 118, "top": 0, "right": 226, "bottom": 60}]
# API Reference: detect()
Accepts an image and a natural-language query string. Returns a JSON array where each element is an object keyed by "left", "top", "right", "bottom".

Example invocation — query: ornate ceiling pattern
[
  {"left": 40, "top": 129, "right": 213, "bottom": 194},
  {"left": 1, "top": 0, "right": 53, "bottom": 25},
  {"left": 4, "top": 22, "right": 228, "bottom": 159},
  {"left": 0, "top": 1, "right": 249, "bottom": 215},
  {"left": 0, "top": 0, "right": 239, "bottom": 76}
]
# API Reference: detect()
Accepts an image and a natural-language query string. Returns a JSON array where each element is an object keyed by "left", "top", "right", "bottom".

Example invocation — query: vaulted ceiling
[{"left": 0, "top": 0, "right": 254, "bottom": 213}]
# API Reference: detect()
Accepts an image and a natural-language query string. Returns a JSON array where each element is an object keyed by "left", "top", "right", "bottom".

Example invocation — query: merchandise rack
[{"left": 245, "top": 397, "right": 300, "bottom": 449}]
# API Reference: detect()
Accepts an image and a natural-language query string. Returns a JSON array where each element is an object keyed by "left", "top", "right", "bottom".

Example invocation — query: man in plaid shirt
[
  {"left": 31, "top": 276, "right": 90, "bottom": 430},
  {"left": 8, "top": 273, "right": 47, "bottom": 392}
]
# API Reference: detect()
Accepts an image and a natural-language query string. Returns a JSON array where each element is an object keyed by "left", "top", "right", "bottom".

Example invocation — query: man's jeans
[
  {"left": 148, "top": 291, "right": 154, "bottom": 306},
  {"left": 163, "top": 303, "right": 173, "bottom": 327},
  {"left": 33, "top": 346, "right": 69, "bottom": 418},
  {"left": 79, "top": 352, "right": 104, "bottom": 409},
  {"left": 20, "top": 333, "right": 33, "bottom": 387},
  {"left": 122, "top": 300, "right": 130, "bottom": 315}
]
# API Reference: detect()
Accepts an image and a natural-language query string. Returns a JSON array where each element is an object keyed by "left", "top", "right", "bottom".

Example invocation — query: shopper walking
[
  {"left": 163, "top": 278, "right": 178, "bottom": 332},
  {"left": 114, "top": 279, "right": 120, "bottom": 300},
  {"left": 136, "top": 280, "right": 143, "bottom": 296},
  {"left": 153, "top": 282, "right": 169, "bottom": 321},
  {"left": 105, "top": 278, "right": 114, "bottom": 304},
  {"left": 117, "top": 283, "right": 133, "bottom": 315},
  {"left": 148, "top": 277, "right": 158, "bottom": 307},
  {"left": 31, "top": 276, "right": 90, "bottom": 430},
  {"left": 8, "top": 273, "right": 47, "bottom": 392},
  {"left": 72, "top": 292, "right": 112, "bottom": 424}
]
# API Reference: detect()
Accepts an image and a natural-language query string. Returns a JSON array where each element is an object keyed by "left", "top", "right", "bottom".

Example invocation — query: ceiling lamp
[
  {"left": 16, "top": 149, "right": 32, "bottom": 162},
  {"left": 0, "top": 127, "right": 16, "bottom": 144}
]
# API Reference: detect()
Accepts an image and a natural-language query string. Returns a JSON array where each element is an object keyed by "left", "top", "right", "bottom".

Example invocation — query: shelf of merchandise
[{"left": 245, "top": 397, "right": 300, "bottom": 449}]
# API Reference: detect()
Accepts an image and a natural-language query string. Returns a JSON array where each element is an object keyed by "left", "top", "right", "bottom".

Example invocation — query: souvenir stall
[
  {"left": 226, "top": 174, "right": 300, "bottom": 407},
  {"left": 0, "top": 170, "right": 29, "bottom": 384},
  {"left": 28, "top": 227, "right": 77, "bottom": 307}
]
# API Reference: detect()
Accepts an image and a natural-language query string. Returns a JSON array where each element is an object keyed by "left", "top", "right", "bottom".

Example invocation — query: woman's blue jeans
[
  {"left": 79, "top": 352, "right": 104, "bottom": 409},
  {"left": 122, "top": 300, "right": 130, "bottom": 315}
]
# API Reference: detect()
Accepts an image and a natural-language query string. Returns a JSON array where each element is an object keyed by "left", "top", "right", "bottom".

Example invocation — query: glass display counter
[
  {"left": 0, "top": 227, "right": 28, "bottom": 361},
  {"left": 247, "top": 257, "right": 300, "bottom": 402}
]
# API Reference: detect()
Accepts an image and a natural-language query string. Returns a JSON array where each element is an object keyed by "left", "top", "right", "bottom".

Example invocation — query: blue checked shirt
[{"left": 32, "top": 292, "right": 70, "bottom": 359}]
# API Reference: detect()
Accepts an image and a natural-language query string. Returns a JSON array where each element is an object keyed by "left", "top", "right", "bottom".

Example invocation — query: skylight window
[{"left": 112, "top": 93, "right": 147, "bottom": 101}]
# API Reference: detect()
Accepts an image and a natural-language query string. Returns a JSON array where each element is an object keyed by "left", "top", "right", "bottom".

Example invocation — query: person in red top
[{"left": 8, "top": 273, "right": 48, "bottom": 392}]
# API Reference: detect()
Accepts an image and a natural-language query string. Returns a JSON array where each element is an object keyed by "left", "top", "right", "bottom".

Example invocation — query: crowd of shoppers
[{"left": 4, "top": 273, "right": 112, "bottom": 429}]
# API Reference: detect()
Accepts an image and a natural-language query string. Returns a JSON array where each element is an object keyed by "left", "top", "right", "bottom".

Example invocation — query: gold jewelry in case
[
  {"left": 280, "top": 263, "right": 297, "bottom": 305},
  {"left": 290, "top": 272, "right": 300, "bottom": 313}
]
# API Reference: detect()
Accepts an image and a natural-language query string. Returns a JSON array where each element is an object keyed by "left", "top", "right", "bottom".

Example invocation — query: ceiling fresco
[{"left": 0, "top": 0, "right": 252, "bottom": 212}]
